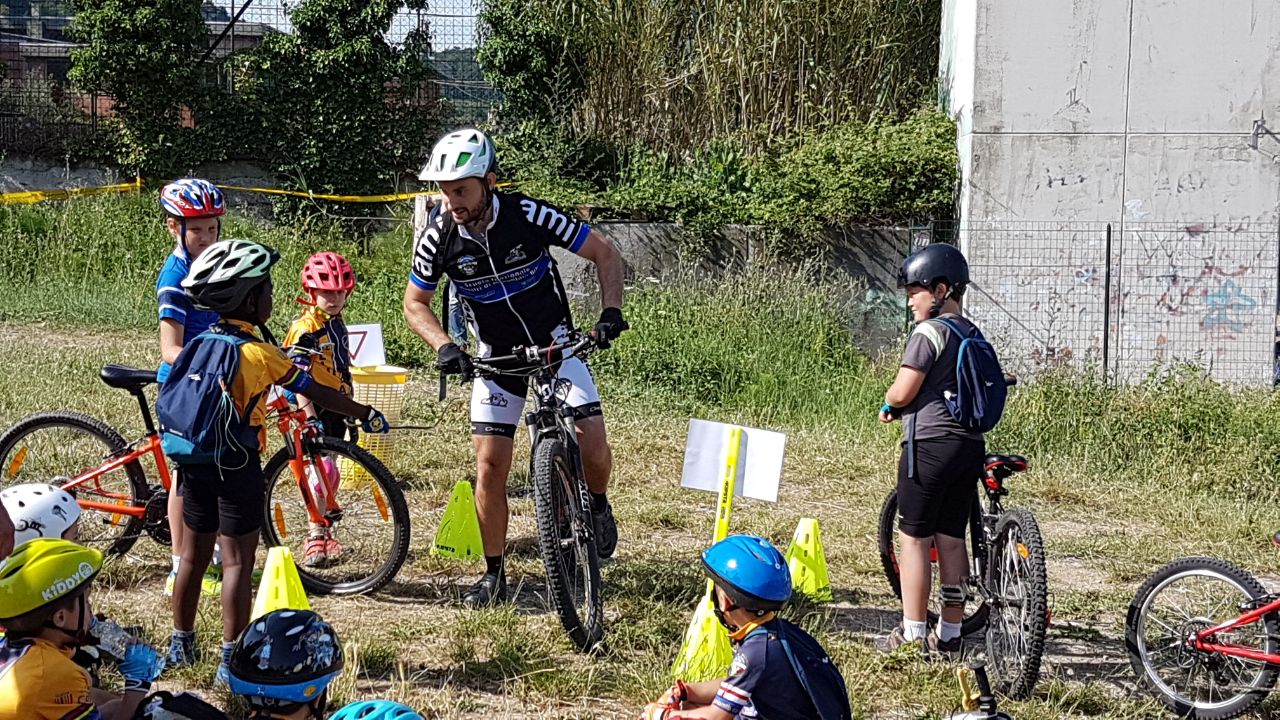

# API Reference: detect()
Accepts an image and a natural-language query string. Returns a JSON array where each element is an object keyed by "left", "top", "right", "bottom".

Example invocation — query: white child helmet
[
  {"left": 1, "top": 483, "right": 81, "bottom": 545},
  {"left": 418, "top": 129, "right": 496, "bottom": 182}
]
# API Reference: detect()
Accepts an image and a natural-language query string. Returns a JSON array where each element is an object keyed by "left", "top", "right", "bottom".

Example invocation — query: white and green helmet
[{"left": 418, "top": 129, "right": 496, "bottom": 182}]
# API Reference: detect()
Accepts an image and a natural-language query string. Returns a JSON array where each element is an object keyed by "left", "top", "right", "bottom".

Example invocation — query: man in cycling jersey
[{"left": 403, "top": 129, "right": 628, "bottom": 606}]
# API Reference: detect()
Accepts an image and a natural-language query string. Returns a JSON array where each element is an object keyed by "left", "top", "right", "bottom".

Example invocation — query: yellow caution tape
[
  {"left": 0, "top": 178, "right": 511, "bottom": 206},
  {"left": 217, "top": 185, "right": 435, "bottom": 203},
  {"left": 0, "top": 177, "right": 143, "bottom": 205}
]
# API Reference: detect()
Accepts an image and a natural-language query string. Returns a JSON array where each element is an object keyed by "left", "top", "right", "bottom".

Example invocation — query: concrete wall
[{"left": 945, "top": 0, "right": 1280, "bottom": 384}]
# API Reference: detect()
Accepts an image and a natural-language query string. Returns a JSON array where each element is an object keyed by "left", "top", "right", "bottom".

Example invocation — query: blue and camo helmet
[
  {"left": 702, "top": 534, "right": 792, "bottom": 613},
  {"left": 227, "top": 609, "right": 342, "bottom": 712},
  {"left": 331, "top": 700, "right": 424, "bottom": 720}
]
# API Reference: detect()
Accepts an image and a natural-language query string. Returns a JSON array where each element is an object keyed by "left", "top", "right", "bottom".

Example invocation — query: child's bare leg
[
  {"left": 897, "top": 532, "right": 933, "bottom": 623},
  {"left": 935, "top": 533, "right": 969, "bottom": 625},
  {"left": 174, "top": 529, "right": 216, "bottom": 631},
  {"left": 219, "top": 530, "right": 260, "bottom": 642}
]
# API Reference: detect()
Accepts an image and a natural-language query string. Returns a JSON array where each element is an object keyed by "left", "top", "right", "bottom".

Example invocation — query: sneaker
[
  {"left": 462, "top": 572, "right": 508, "bottom": 607},
  {"left": 303, "top": 535, "right": 329, "bottom": 568},
  {"left": 214, "top": 662, "right": 230, "bottom": 687},
  {"left": 926, "top": 631, "right": 964, "bottom": 661},
  {"left": 164, "top": 571, "right": 176, "bottom": 598},
  {"left": 168, "top": 633, "right": 198, "bottom": 668},
  {"left": 874, "top": 624, "right": 924, "bottom": 654},
  {"left": 323, "top": 536, "right": 343, "bottom": 563},
  {"left": 592, "top": 501, "right": 618, "bottom": 559}
]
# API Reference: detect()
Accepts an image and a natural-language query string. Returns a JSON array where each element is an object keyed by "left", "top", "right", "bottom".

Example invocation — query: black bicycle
[
  {"left": 878, "top": 452, "right": 1048, "bottom": 699},
  {"left": 439, "top": 331, "right": 604, "bottom": 652}
]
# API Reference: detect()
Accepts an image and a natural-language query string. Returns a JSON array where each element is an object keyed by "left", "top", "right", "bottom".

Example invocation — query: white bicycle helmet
[
  {"left": 1, "top": 483, "right": 80, "bottom": 545},
  {"left": 418, "top": 128, "right": 496, "bottom": 182},
  {"left": 182, "top": 239, "right": 280, "bottom": 313}
]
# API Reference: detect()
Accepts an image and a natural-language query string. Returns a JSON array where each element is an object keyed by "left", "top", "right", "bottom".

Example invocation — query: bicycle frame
[
  {"left": 1191, "top": 594, "right": 1280, "bottom": 664},
  {"left": 55, "top": 384, "right": 173, "bottom": 520},
  {"left": 265, "top": 393, "right": 346, "bottom": 528}
]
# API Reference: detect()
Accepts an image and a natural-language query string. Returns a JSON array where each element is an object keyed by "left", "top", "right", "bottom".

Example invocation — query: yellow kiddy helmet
[{"left": 0, "top": 538, "right": 103, "bottom": 621}]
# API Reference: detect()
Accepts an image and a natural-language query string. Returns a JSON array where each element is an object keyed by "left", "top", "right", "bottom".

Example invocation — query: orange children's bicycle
[
  {"left": 0, "top": 364, "right": 409, "bottom": 596},
  {"left": 1127, "top": 556, "right": 1280, "bottom": 718}
]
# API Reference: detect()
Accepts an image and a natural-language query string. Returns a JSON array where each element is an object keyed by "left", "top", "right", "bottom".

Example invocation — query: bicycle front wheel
[
  {"left": 876, "top": 488, "right": 989, "bottom": 636},
  {"left": 984, "top": 507, "right": 1049, "bottom": 700},
  {"left": 531, "top": 437, "right": 604, "bottom": 653},
  {"left": 0, "top": 411, "right": 148, "bottom": 556},
  {"left": 1126, "top": 556, "right": 1279, "bottom": 719},
  {"left": 261, "top": 437, "right": 410, "bottom": 596}
]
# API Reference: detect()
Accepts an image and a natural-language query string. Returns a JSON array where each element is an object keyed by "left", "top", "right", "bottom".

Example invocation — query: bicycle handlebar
[{"left": 435, "top": 332, "right": 599, "bottom": 401}]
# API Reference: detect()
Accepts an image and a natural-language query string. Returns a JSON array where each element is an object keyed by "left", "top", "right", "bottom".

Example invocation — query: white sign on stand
[
  {"left": 346, "top": 324, "right": 387, "bottom": 368},
  {"left": 680, "top": 419, "right": 786, "bottom": 502}
]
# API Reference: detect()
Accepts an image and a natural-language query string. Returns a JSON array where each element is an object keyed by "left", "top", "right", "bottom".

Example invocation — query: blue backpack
[
  {"left": 934, "top": 317, "right": 1007, "bottom": 433},
  {"left": 157, "top": 324, "right": 261, "bottom": 466}
]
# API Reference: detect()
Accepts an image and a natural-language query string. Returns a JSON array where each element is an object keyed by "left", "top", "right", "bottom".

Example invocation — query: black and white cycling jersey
[{"left": 409, "top": 191, "right": 590, "bottom": 353}]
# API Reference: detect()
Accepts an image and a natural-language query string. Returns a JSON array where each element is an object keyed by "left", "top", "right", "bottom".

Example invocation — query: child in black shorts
[{"left": 876, "top": 243, "right": 984, "bottom": 657}]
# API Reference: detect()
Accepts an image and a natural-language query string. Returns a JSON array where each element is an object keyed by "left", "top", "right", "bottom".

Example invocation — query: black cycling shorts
[
  {"left": 896, "top": 436, "right": 985, "bottom": 539},
  {"left": 178, "top": 458, "right": 266, "bottom": 537}
]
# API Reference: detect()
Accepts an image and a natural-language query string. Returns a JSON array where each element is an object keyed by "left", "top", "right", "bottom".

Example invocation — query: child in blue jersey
[
  {"left": 155, "top": 179, "right": 226, "bottom": 599},
  {"left": 642, "top": 536, "right": 852, "bottom": 720}
]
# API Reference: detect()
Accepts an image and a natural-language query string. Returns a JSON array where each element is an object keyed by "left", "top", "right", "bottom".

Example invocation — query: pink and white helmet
[{"left": 160, "top": 178, "right": 226, "bottom": 219}]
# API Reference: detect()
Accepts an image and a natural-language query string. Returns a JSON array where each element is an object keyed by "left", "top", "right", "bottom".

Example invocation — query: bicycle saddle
[
  {"left": 984, "top": 454, "right": 1028, "bottom": 479},
  {"left": 100, "top": 364, "right": 159, "bottom": 391}
]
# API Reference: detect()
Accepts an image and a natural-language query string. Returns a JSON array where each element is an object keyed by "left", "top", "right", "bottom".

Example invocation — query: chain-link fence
[
  {"left": 941, "top": 220, "right": 1280, "bottom": 386},
  {"left": 0, "top": 0, "right": 497, "bottom": 157}
]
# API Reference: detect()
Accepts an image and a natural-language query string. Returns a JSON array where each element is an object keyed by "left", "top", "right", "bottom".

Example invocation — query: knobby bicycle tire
[
  {"left": 261, "top": 436, "right": 410, "bottom": 596},
  {"left": 0, "top": 411, "right": 149, "bottom": 556},
  {"left": 1125, "top": 556, "right": 1279, "bottom": 719},
  {"left": 876, "top": 488, "right": 990, "bottom": 636},
  {"left": 985, "top": 507, "right": 1049, "bottom": 700},
  {"left": 531, "top": 437, "right": 604, "bottom": 653}
]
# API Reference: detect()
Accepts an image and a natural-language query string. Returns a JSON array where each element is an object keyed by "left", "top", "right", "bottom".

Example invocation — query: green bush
[{"left": 499, "top": 108, "right": 959, "bottom": 246}]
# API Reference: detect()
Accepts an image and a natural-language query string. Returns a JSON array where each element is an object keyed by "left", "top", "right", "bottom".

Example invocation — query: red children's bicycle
[
  {"left": 1127, "top": 556, "right": 1280, "bottom": 718},
  {"left": 0, "top": 364, "right": 410, "bottom": 595}
]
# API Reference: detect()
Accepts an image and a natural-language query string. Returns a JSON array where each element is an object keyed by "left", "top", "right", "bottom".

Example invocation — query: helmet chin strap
[
  {"left": 42, "top": 592, "right": 90, "bottom": 648},
  {"left": 928, "top": 284, "right": 954, "bottom": 318}
]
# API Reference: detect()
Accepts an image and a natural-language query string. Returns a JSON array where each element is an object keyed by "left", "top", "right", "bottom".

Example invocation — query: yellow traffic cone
[
  {"left": 671, "top": 585, "right": 734, "bottom": 681},
  {"left": 432, "top": 481, "right": 484, "bottom": 560},
  {"left": 786, "top": 517, "right": 833, "bottom": 601},
  {"left": 251, "top": 546, "right": 310, "bottom": 620}
]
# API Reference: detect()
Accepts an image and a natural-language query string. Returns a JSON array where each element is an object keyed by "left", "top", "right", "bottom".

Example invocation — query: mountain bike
[
  {"left": 439, "top": 331, "right": 605, "bottom": 653},
  {"left": 0, "top": 364, "right": 410, "bottom": 595},
  {"left": 878, "top": 452, "right": 1049, "bottom": 699},
  {"left": 1126, "top": 556, "right": 1280, "bottom": 719}
]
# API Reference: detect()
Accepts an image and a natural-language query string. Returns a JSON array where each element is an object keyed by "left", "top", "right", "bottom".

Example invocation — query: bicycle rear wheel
[
  {"left": 261, "top": 437, "right": 410, "bottom": 596},
  {"left": 984, "top": 507, "right": 1049, "bottom": 699},
  {"left": 877, "top": 488, "right": 989, "bottom": 636},
  {"left": 0, "top": 411, "right": 148, "bottom": 556},
  {"left": 531, "top": 437, "right": 604, "bottom": 653},
  {"left": 1126, "top": 556, "right": 1279, "bottom": 719}
]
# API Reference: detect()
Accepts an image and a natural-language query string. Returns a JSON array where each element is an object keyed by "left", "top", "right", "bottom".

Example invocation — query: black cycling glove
[
  {"left": 592, "top": 307, "right": 629, "bottom": 348},
  {"left": 437, "top": 342, "right": 475, "bottom": 379}
]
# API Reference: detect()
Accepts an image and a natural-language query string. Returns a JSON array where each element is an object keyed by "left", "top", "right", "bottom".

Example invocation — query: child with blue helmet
[{"left": 643, "top": 535, "right": 852, "bottom": 720}]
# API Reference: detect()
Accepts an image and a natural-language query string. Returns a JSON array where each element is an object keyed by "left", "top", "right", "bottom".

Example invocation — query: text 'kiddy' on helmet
[
  {"left": 1, "top": 483, "right": 81, "bottom": 546},
  {"left": 182, "top": 239, "right": 280, "bottom": 314},
  {"left": 227, "top": 609, "right": 344, "bottom": 711},
  {"left": 702, "top": 534, "right": 792, "bottom": 613},
  {"left": 898, "top": 243, "right": 970, "bottom": 291},
  {"left": 0, "top": 538, "right": 102, "bottom": 621},
  {"left": 418, "top": 129, "right": 496, "bottom": 182},
  {"left": 160, "top": 179, "right": 226, "bottom": 219},
  {"left": 331, "top": 700, "right": 425, "bottom": 720},
  {"left": 301, "top": 251, "right": 356, "bottom": 293}
]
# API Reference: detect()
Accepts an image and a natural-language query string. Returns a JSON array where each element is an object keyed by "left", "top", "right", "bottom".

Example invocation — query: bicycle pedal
[{"left": 324, "top": 510, "right": 344, "bottom": 524}]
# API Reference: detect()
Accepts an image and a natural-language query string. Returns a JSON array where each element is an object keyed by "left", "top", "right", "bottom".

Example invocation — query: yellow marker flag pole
[{"left": 673, "top": 426, "right": 743, "bottom": 681}]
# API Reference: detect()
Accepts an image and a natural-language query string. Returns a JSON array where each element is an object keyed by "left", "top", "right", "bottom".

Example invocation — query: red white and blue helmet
[{"left": 160, "top": 178, "right": 225, "bottom": 219}]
